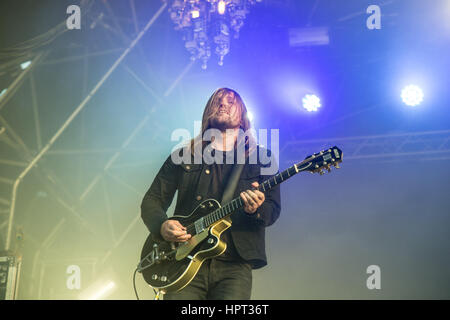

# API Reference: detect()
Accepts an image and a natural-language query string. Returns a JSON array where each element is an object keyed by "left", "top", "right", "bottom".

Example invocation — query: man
[{"left": 141, "top": 88, "right": 281, "bottom": 300}]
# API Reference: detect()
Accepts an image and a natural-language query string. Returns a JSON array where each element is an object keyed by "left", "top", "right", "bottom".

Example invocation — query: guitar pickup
[{"left": 194, "top": 217, "right": 205, "bottom": 234}]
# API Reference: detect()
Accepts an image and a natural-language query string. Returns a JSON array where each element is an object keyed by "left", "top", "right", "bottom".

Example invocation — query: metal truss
[
  {"left": 1, "top": 2, "right": 171, "bottom": 249},
  {"left": 281, "top": 130, "right": 450, "bottom": 164},
  {"left": 0, "top": 1, "right": 196, "bottom": 299}
]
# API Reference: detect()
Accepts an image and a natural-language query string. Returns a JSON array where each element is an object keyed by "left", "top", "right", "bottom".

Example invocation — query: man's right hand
[{"left": 160, "top": 219, "right": 191, "bottom": 242}]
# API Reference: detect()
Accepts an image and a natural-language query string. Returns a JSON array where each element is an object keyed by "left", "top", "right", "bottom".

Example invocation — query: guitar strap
[{"left": 220, "top": 163, "right": 244, "bottom": 206}]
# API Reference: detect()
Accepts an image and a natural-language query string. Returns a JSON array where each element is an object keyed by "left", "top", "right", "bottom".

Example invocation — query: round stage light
[
  {"left": 401, "top": 85, "right": 424, "bottom": 107},
  {"left": 302, "top": 94, "right": 321, "bottom": 112}
]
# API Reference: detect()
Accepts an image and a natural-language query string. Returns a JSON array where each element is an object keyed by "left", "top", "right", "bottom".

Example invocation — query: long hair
[{"left": 189, "top": 88, "right": 256, "bottom": 159}]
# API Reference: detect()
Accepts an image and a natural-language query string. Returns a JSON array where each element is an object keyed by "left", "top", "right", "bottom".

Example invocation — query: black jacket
[{"left": 140, "top": 146, "right": 281, "bottom": 269}]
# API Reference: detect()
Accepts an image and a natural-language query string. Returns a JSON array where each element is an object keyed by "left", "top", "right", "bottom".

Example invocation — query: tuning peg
[
  {"left": 319, "top": 170, "right": 325, "bottom": 176},
  {"left": 326, "top": 167, "right": 332, "bottom": 173},
  {"left": 333, "top": 163, "right": 340, "bottom": 169}
]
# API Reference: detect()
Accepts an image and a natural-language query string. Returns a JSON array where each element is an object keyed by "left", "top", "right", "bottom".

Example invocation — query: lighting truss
[{"left": 282, "top": 130, "right": 450, "bottom": 165}]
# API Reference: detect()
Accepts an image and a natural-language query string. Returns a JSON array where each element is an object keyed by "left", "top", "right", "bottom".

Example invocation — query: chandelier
[{"left": 166, "top": 0, "right": 260, "bottom": 69}]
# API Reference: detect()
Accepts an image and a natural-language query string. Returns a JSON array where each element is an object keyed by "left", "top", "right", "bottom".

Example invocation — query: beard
[{"left": 210, "top": 112, "right": 240, "bottom": 131}]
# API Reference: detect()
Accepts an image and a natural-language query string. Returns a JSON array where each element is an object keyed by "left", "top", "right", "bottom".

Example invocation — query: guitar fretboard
[
  {"left": 183, "top": 146, "right": 342, "bottom": 237},
  {"left": 201, "top": 162, "right": 310, "bottom": 228}
]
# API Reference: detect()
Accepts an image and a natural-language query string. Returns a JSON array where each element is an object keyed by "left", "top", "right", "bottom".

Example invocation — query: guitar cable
[
  {"left": 133, "top": 267, "right": 158, "bottom": 300},
  {"left": 133, "top": 267, "right": 140, "bottom": 300}
]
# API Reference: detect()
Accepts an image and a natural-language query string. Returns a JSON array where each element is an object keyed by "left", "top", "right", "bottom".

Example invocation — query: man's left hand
[{"left": 240, "top": 182, "right": 265, "bottom": 214}]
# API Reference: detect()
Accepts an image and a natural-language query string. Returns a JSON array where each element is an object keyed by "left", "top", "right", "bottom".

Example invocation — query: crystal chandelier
[{"left": 166, "top": 0, "right": 260, "bottom": 69}]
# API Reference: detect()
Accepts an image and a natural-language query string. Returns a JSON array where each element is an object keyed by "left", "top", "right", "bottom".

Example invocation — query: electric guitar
[{"left": 139, "top": 146, "right": 343, "bottom": 293}]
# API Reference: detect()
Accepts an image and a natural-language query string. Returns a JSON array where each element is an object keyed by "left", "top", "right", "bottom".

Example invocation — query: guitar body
[{"left": 140, "top": 199, "right": 232, "bottom": 293}]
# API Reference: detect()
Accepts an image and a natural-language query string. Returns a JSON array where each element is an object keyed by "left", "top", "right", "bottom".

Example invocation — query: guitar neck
[{"left": 203, "top": 162, "right": 311, "bottom": 227}]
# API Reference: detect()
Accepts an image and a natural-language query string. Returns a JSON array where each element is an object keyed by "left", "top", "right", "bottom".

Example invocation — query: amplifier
[{"left": 0, "top": 253, "right": 22, "bottom": 300}]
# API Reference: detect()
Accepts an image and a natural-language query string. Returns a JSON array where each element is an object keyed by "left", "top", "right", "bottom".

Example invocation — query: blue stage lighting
[
  {"left": 401, "top": 85, "right": 424, "bottom": 107},
  {"left": 302, "top": 94, "right": 321, "bottom": 112}
]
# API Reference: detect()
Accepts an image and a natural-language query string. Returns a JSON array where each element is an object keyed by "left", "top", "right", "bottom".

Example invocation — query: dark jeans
[{"left": 163, "top": 258, "right": 252, "bottom": 300}]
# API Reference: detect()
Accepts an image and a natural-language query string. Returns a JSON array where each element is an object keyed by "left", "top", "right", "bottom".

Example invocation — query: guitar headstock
[{"left": 299, "top": 146, "right": 343, "bottom": 175}]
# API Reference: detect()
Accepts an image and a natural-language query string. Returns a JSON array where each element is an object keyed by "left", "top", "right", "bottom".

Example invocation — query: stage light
[
  {"left": 401, "top": 85, "right": 423, "bottom": 106},
  {"left": 20, "top": 61, "right": 31, "bottom": 70},
  {"left": 168, "top": 0, "right": 257, "bottom": 69},
  {"left": 88, "top": 281, "right": 115, "bottom": 300},
  {"left": 79, "top": 278, "right": 117, "bottom": 300},
  {"left": 289, "top": 27, "right": 330, "bottom": 47},
  {"left": 302, "top": 94, "right": 321, "bottom": 112},
  {"left": 218, "top": 1, "right": 226, "bottom": 15},
  {"left": 191, "top": 10, "right": 200, "bottom": 19}
]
